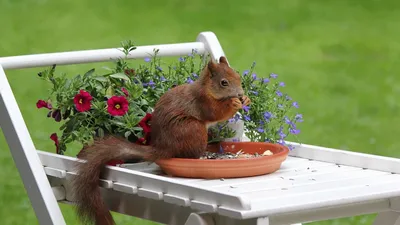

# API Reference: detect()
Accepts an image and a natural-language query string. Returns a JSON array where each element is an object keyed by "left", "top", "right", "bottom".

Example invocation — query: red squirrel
[{"left": 70, "top": 56, "right": 251, "bottom": 225}]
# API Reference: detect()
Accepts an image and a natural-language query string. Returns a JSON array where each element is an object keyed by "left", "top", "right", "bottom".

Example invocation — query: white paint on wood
[
  {"left": 268, "top": 199, "right": 388, "bottom": 225},
  {"left": 51, "top": 186, "right": 66, "bottom": 201},
  {"left": 0, "top": 42, "right": 206, "bottom": 70},
  {"left": 287, "top": 141, "right": 400, "bottom": 174},
  {"left": 138, "top": 188, "right": 164, "bottom": 200},
  {"left": 191, "top": 200, "right": 218, "bottom": 213},
  {"left": 164, "top": 194, "right": 191, "bottom": 207},
  {"left": 0, "top": 66, "right": 66, "bottom": 225},
  {"left": 235, "top": 179, "right": 400, "bottom": 219},
  {"left": 37, "top": 150, "right": 251, "bottom": 211},
  {"left": 99, "top": 179, "right": 113, "bottom": 189},
  {"left": 373, "top": 211, "right": 400, "bottom": 225},
  {"left": 44, "top": 167, "right": 66, "bottom": 178},
  {"left": 391, "top": 197, "right": 400, "bottom": 212},
  {"left": 184, "top": 213, "right": 215, "bottom": 225},
  {"left": 113, "top": 182, "right": 138, "bottom": 194}
]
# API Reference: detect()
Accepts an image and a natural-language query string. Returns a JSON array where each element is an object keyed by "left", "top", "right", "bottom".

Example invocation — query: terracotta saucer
[{"left": 155, "top": 142, "right": 289, "bottom": 179}]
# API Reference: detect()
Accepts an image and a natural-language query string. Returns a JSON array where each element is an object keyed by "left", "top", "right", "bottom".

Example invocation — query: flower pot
[
  {"left": 223, "top": 119, "right": 244, "bottom": 142},
  {"left": 155, "top": 141, "right": 289, "bottom": 179}
]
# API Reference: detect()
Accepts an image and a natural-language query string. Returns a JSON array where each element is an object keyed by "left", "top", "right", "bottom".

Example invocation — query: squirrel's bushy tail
[{"left": 71, "top": 136, "right": 151, "bottom": 225}]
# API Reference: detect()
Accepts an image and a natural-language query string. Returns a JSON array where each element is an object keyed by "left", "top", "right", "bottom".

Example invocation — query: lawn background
[{"left": 1, "top": 0, "right": 400, "bottom": 224}]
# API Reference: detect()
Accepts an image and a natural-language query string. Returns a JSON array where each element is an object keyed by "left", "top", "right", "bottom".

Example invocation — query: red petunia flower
[
  {"left": 36, "top": 100, "right": 52, "bottom": 109},
  {"left": 51, "top": 109, "right": 62, "bottom": 122},
  {"left": 73, "top": 90, "right": 93, "bottom": 112},
  {"left": 121, "top": 87, "right": 129, "bottom": 97},
  {"left": 50, "top": 133, "right": 60, "bottom": 154},
  {"left": 138, "top": 113, "right": 152, "bottom": 144},
  {"left": 138, "top": 113, "right": 152, "bottom": 133},
  {"left": 107, "top": 96, "right": 129, "bottom": 116},
  {"left": 106, "top": 159, "right": 125, "bottom": 166},
  {"left": 135, "top": 137, "right": 146, "bottom": 145}
]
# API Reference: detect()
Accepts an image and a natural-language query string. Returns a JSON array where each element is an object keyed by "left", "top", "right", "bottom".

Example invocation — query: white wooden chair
[{"left": 1, "top": 31, "right": 400, "bottom": 225}]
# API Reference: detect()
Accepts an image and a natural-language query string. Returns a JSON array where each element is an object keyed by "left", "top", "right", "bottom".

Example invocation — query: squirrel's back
[{"left": 150, "top": 82, "right": 209, "bottom": 159}]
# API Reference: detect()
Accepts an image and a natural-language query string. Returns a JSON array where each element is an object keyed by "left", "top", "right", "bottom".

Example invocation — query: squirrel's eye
[{"left": 220, "top": 79, "right": 229, "bottom": 87}]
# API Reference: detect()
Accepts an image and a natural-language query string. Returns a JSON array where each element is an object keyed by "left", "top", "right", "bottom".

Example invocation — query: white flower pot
[{"left": 223, "top": 119, "right": 244, "bottom": 142}]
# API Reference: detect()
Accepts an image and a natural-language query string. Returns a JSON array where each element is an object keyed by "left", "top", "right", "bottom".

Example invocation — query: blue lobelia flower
[
  {"left": 148, "top": 80, "right": 156, "bottom": 88},
  {"left": 263, "top": 111, "right": 272, "bottom": 121},
  {"left": 250, "top": 91, "right": 258, "bottom": 95},
  {"left": 270, "top": 73, "right": 278, "bottom": 79},
  {"left": 186, "top": 77, "right": 194, "bottom": 84},
  {"left": 295, "top": 113, "right": 303, "bottom": 122},
  {"left": 289, "top": 128, "right": 300, "bottom": 135}
]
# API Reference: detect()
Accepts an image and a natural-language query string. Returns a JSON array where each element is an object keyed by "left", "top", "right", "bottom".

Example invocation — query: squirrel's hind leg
[{"left": 159, "top": 119, "right": 208, "bottom": 159}]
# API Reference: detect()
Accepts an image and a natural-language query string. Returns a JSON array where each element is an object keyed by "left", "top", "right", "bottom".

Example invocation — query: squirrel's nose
[{"left": 237, "top": 92, "right": 244, "bottom": 97}]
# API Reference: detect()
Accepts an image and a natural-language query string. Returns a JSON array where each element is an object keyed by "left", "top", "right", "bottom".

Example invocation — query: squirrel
[{"left": 70, "top": 56, "right": 251, "bottom": 225}]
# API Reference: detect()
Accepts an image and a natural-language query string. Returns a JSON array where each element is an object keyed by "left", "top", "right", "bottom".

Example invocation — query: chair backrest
[{"left": 0, "top": 31, "right": 226, "bottom": 225}]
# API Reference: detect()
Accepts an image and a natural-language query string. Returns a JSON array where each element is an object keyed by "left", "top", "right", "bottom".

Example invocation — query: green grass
[{"left": 1, "top": 0, "right": 400, "bottom": 224}]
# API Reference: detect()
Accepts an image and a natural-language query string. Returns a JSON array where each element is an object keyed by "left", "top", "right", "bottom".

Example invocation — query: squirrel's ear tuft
[{"left": 219, "top": 56, "right": 228, "bottom": 65}]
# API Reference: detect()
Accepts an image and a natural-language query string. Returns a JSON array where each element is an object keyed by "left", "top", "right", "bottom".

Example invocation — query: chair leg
[{"left": 373, "top": 211, "right": 400, "bottom": 225}]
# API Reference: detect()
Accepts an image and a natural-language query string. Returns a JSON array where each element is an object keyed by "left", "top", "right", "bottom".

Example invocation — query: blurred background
[{"left": 1, "top": 0, "right": 399, "bottom": 224}]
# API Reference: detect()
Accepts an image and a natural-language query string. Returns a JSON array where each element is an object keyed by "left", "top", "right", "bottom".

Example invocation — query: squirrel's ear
[
  {"left": 219, "top": 56, "right": 229, "bottom": 65},
  {"left": 207, "top": 59, "right": 217, "bottom": 77}
]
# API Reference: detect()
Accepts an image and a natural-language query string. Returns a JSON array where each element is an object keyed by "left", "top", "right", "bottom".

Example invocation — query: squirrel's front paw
[
  {"left": 231, "top": 98, "right": 243, "bottom": 110},
  {"left": 240, "top": 95, "right": 251, "bottom": 106}
]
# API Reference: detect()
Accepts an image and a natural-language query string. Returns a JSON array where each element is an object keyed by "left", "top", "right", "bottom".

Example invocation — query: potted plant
[{"left": 35, "top": 40, "right": 303, "bottom": 177}]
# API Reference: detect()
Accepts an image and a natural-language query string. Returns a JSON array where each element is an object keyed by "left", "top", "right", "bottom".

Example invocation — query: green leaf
[
  {"left": 102, "top": 66, "right": 114, "bottom": 71},
  {"left": 64, "top": 79, "right": 72, "bottom": 90},
  {"left": 95, "top": 83, "right": 104, "bottom": 92},
  {"left": 104, "top": 123, "right": 112, "bottom": 132},
  {"left": 131, "top": 127, "right": 143, "bottom": 131},
  {"left": 84, "top": 68, "right": 95, "bottom": 78},
  {"left": 106, "top": 86, "right": 114, "bottom": 97},
  {"left": 94, "top": 76, "right": 108, "bottom": 83},
  {"left": 124, "top": 131, "right": 132, "bottom": 138},
  {"left": 74, "top": 74, "right": 82, "bottom": 81},
  {"left": 59, "top": 123, "right": 67, "bottom": 130},
  {"left": 141, "top": 98, "right": 148, "bottom": 105},
  {"left": 110, "top": 121, "right": 125, "bottom": 127},
  {"left": 131, "top": 89, "right": 143, "bottom": 99},
  {"left": 97, "top": 128, "right": 105, "bottom": 138},
  {"left": 109, "top": 73, "right": 131, "bottom": 82}
]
